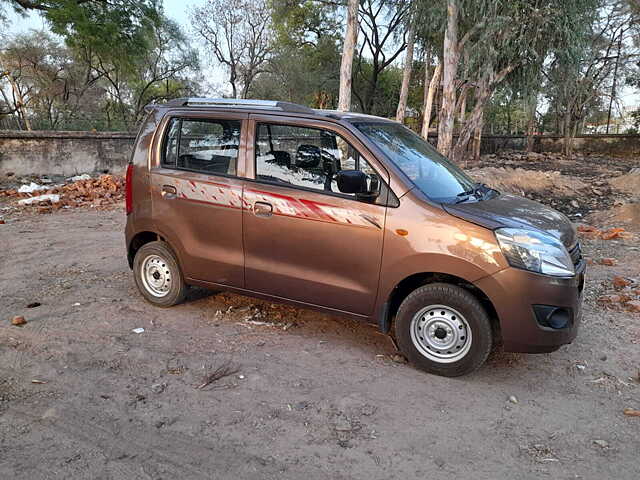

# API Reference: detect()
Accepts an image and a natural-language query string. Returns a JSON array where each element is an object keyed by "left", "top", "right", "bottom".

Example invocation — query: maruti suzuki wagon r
[{"left": 125, "top": 98, "right": 585, "bottom": 377}]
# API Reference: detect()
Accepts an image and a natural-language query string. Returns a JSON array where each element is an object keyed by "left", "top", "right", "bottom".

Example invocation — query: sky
[
  {"left": 164, "top": 0, "right": 202, "bottom": 25},
  {"left": 4, "top": 1, "right": 639, "bottom": 111}
]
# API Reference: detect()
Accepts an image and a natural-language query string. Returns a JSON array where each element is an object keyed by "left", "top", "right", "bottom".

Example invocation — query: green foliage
[
  {"left": 1, "top": 0, "right": 634, "bottom": 138},
  {"left": 631, "top": 108, "right": 640, "bottom": 129},
  {"left": 353, "top": 59, "right": 403, "bottom": 117},
  {"left": 543, "top": 0, "right": 625, "bottom": 138},
  {"left": 250, "top": 0, "right": 341, "bottom": 106},
  {"left": 4, "top": 1, "right": 160, "bottom": 69},
  {"left": 413, "top": 0, "right": 446, "bottom": 55},
  {"left": 251, "top": 37, "right": 341, "bottom": 106},
  {"left": 48, "top": 0, "right": 161, "bottom": 75},
  {"left": 270, "top": 0, "right": 341, "bottom": 47},
  {"left": 483, "top": 86, "right": 529, "bottom": 134},
  {"left": 0, "top": 7, "right": 198, "bottom": 131}
]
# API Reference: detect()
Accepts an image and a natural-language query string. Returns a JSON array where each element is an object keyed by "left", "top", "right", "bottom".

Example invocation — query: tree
[
  {"left": 352, "top": 59, "right": 403, "bottom": 116},
  {"left": 191, "top": 0, "right": 272, "bottom": 99},
  {"left": 128, "top": 19, "right": 199, "bottom": 125},
  {"left": 437, "top": 0, "right": 459, "bottom": 157},
  {"left": 432, "top": 0, "right": 605, "bottom": 163},
  {"left": 544, "top": 0, "right": 633, "bottom": 154},
  {"left": 411, "top": 2, "right": 446, "bottom": 137},
  {"left": 252, "top": 1, "right": 342, "bottom": 106},
  {"left": 70, "top": 13, "right": 198, "bottom": 130},
  {"left": 396, "top": 3, "right": 416, "bottom": 122},
  {"left": 421, "top": 60, "right": 441, "bottom": 138},
  {"left": 354, "top": 0, "right": 410, "bottom": 114},
  {"left": 0, "top": 31, "right": 76, "bottom": 130},
  {"left": 0, "top": 14, "right": 198, "bottom": 131},
  {"left": 7, "top": 0, "right": 163, "bottom": 71},
  {"left": 338, "top": 0, "right": 359, "bottom": 111},
  {"left": 5, "top": 0, "right": 109, "bottom": 10},
  {"left": 1, "top": 1, "right": 174, "bottom": 130}
]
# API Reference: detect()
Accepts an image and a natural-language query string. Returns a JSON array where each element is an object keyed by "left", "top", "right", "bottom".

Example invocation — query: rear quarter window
[{"left": 162, "top": 117, "right": 241, "bottom": 176}]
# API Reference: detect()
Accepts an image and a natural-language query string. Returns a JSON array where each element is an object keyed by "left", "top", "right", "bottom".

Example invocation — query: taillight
[{"left": 125, "top": 163, "right": 133, "bottom": 214}]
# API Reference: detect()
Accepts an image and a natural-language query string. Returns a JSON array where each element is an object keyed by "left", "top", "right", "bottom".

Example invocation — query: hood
[{"left": 443, "top": 193, "right": 577, "bottom": 249}]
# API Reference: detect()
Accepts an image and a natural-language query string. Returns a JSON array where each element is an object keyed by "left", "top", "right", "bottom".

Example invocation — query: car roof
[
  {"left": 313, "top": 109, "right": 396, "bottom": 124},
  {"left": 152, "top": 98, "right": 396, "bottom": 125}
]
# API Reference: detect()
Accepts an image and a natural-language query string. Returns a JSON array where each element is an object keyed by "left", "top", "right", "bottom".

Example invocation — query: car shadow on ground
[
  {"left": 183, "top": 286, "right": 221, "bottom": 303},
  {"left": 170, "top": 284, "right": 531, "bottom": 381}
]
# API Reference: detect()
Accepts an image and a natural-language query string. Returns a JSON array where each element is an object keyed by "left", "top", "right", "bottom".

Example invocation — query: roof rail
[{"left": 164, "top": 98, "right": 315, "bottom": 114}]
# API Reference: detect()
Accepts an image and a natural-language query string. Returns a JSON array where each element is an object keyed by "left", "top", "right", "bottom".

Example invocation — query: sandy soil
[{"left": 1, "top": 205, "right": 639, "bottom": 479}]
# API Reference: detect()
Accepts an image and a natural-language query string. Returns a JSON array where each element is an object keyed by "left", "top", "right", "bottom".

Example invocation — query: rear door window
[{"left": 162, "top": 118, "right": 241, "bottom": 176}]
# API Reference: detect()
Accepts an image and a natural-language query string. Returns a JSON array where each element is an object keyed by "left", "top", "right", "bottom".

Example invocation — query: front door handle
[
  {"left": 253, "top": 201, "right": 273, "bottom": 217},
  {"left": 161, "top": 185, "right": 177, "bottom": 199}
]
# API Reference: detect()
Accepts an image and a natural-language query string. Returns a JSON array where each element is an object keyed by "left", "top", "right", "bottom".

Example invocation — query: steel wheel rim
[
  {"left": 140, "top": 254, "right": 172, "bottom": 297},
  {"left": 410, "top": 304, "right": 472, "bottom": 363}
]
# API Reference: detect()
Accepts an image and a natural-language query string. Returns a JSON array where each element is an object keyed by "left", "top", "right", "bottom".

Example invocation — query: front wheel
[{"left": 395, "top": 283, "right": 492, "bottom": 377}]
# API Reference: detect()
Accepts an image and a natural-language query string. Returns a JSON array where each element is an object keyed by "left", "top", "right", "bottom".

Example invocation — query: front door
[
  {"left": 242, "top": 118, "right": 388, "bottom": 315},
  {"left": 151, "top": 112, "right": 247, "bottom": 286}
]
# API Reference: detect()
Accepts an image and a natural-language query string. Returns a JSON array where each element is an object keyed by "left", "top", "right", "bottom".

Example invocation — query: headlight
[{"left": 495, "top": 228, "right": 575, "bottom": 277}]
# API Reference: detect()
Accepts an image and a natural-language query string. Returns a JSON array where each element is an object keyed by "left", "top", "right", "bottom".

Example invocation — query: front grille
[{"left": 569, "top": 242, "right": 582, "bottom": 266}]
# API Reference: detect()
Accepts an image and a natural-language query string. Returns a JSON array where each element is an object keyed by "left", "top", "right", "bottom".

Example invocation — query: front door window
[{"left": 255, "top": 123, "right": 376, "bottom": 196}]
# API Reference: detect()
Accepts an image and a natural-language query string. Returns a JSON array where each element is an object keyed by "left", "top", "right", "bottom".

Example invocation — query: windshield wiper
[{"left": 455, "top": 183, "right": 489, "bottom": 203}]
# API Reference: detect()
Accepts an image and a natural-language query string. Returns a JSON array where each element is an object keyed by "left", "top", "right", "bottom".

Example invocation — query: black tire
[
  {"left": 394, "top": 283, "right": 492, "bottom": 377},
  {"left": 133, "top": 241, "right": 187, "bottom": 307}
]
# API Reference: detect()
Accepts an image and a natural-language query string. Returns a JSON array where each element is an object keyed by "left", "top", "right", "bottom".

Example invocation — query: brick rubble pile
[{"left": 0, "top": 175, "right": 125, "bottom": 214}]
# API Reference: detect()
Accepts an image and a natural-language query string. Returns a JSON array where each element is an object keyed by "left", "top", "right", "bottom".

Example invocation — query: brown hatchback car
[{"left": 125, "top": 98, "right": 586, "bottom": 376}]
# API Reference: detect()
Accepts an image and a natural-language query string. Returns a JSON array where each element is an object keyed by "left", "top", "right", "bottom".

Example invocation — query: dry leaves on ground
[{"left": 577, "top": 225, "right": 633, "bottom": 240}]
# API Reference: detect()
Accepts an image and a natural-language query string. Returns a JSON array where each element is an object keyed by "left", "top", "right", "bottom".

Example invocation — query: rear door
[
  {"left": 151, "top": 111, "right": 248, "bottom": 286},
  {"left": 242, "top": 116, "right": 390, "bottom": 315}
]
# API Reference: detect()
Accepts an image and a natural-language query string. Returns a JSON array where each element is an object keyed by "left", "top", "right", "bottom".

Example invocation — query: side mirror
[{"left": 336, "top": 170, "right": 379, "bottom": 197}]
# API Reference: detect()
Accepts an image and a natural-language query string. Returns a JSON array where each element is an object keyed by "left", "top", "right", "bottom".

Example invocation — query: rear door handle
[
  {"left": 161, "top": 185, "right": 177, "bottom": 199},
  {"left": 253, "top": 201, "right": 273, "bottom": 217}
]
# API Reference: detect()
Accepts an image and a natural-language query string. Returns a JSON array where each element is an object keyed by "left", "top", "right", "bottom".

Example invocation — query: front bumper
[{"left": 475, "top": 262, "right": 586, "bottom": 353}]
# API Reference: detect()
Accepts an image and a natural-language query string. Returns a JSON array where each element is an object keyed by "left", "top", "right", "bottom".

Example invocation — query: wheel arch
[
  {"left": 379, "top": 272, "right": 499, "bottom": 336},
  {"left": 127, "top": 231, "right": 161, "bottom": 268}
]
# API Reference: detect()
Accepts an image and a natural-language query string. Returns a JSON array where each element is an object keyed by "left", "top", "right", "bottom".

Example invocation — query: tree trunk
[
  {"left": 458, "top": 88, "right": 467, "bottom": 126},
  {"left": 472, "top": 110, "right": 483, "bottom": 162},
  {"left": 395, "top": 17, "right": 416, "bottom": 123},
  {"left": 241, "top": 82, "right": 249, "bottom": 100},
  {"left": 364, "top": 60, "right": 380, "bottom": 114},
  {"left": 451, "top": 87, "right": 488, "bottom": 164},
  {"left": 230, "top": 73, "right": 238, "bottom": 99},
  {"left": 525, "top": 95, "right": 536, "bottom": 153},
  {"left": 421, "top": 61, "right": 441, "bottom": 139},
  {"left": 451, "top": 104, "right": 484, "bottom": 165},
  {"left": 8, "top": 76, "right": 31, "bottom": 131},
  {"left": 562, "top": 113, "right": 573, "bottom": 157},
  {"left": 450, "top": 65, "right": 514, "bottom": 164},
  {"left": 338, "top": 0, "right": 359, "bottom": 112},
  {"left": 437, "top": 0, "right": 459, "bottom": 157}
]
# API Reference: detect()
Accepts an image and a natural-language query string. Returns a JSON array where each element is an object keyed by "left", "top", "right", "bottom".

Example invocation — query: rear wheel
[
  {"left": 133, "top": 241, "right": 187, "bottom": 307},
  {"left": 395, "top": 283, "right": 492, "bottom": 377}
]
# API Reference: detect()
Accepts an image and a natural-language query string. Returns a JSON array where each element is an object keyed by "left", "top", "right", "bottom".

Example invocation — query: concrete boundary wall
[
  {"left": 1, "top": 130, "right": 638, "bottom": 177},
  {"left": 425, "top": 134, "right": 640, "bottom": 157},
  {"left": 0, "top": 131, "right": 136, "bottom": 177}
]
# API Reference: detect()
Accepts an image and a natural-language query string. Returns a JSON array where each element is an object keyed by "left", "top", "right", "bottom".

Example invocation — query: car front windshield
[{"left": 354, "top": 121, "right": 477, "bottom": 203}]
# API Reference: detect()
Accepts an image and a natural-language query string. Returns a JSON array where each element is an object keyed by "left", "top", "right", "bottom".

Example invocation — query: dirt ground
[{"left": 1, "top": 155, "right": 640, "bottom": 479}]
